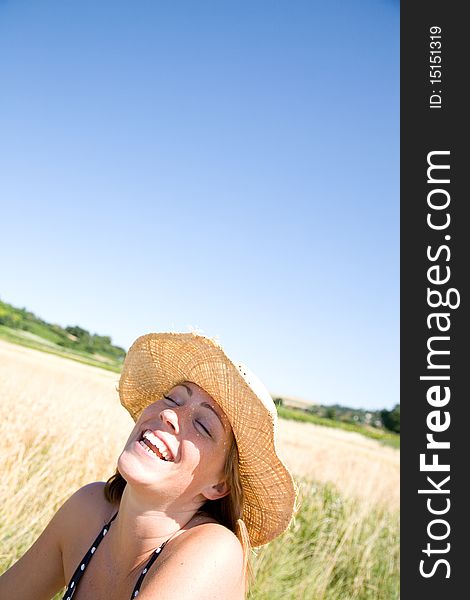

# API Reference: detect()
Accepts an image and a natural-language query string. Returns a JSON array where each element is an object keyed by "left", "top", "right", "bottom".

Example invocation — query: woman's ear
[{"left": 202, "top": 480, "right": 230, "bottom": 501}]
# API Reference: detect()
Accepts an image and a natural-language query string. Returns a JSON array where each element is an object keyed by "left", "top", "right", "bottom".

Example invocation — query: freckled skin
[{"left": 118, "top": 382, "right": 233, "bottom": 507}]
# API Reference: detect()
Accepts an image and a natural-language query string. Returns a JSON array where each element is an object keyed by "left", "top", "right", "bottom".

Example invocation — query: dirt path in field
[{"left": 0, "top": 339, "right": 399, "bottom": 511}]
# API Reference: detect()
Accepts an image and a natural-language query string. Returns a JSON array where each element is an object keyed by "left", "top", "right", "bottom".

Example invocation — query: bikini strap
[
  {"left": 61, "top": 512, "right": 118, "bottom": 599},
  {"left": 129, "top": 539, "right": 169, "bottom": 598},
  {"left": 107, "top": 511, "right": 119, "bottom": 526},
  {"left": 129, "top": 515, "right": 196, "bottom": 599}
]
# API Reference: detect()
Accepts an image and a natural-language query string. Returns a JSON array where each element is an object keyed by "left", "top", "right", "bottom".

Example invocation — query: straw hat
[{"left": 118, "top": 331, "right": 296, "bottom": 547}]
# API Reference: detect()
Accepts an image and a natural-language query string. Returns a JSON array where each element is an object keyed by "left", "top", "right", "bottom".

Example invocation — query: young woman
[{"left": 0, "top": 332, "right": 296, "bottom": 599}]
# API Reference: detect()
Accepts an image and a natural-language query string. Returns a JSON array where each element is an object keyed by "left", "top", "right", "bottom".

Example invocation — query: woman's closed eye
[
  {"left": 195, "top": 419, "right": 212, "bottom": 437},
  {"left": 163, "top": 394, "right": 178, "bottom": 405}
]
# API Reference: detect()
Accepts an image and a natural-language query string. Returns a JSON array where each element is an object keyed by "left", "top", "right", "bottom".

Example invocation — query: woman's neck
[{"left": 106, "top": 484, "right": 202, "bottom": 572}]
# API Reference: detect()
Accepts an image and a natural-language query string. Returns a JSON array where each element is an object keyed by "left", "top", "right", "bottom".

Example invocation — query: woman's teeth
[
  {"left": 139, "top": 440, "right": 162, "bottom": 460},
  {"left": 141, "top": 430, "right": 173, "bottom": 461}
]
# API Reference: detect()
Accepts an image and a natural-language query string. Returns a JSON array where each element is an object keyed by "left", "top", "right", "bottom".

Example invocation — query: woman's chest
[
  {"left": 61, "top": 519, "right": 143, "bottom": 600},
  {"left": 64, "top": 550, "right": 140, "bottom": 600}
]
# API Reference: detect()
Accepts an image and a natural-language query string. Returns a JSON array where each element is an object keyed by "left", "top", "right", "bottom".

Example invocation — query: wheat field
[{"left": 0, "top": 339, "right": 400, "bottom": 598}]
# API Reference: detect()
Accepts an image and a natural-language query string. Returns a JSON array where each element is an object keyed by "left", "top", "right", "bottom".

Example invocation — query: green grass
[
  {"left": 277, "top": 406, "right": 400, "bottom": 448},
  {"left": 248, "top": 479, "right": 399, "bottom": 599}
]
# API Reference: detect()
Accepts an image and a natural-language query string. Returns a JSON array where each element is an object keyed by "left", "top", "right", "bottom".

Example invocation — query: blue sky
[{"left": 0, "top": 0, "right": 399, "bottom": 410}]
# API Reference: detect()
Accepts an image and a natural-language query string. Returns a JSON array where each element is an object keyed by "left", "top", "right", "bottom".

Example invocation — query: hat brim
[{"left": 118, "top": 332, "right": 295, "bottom": 547}]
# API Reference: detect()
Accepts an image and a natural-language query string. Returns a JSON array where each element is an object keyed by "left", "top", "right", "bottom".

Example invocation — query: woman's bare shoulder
[
  {"left": 61, "top": 481, "right": 113, "bottom": 518},
  {"left": 56, "top": 481, "right": 116, "bottom": 545},
  {"left": 0, "top": 482, "right": 115, "bottom": 600},
  {"left": 175, "top": 519, "right": 243, "bottom": 555},
  {"left": 140, "top": 522, "right": 245, "bottom": 600}
]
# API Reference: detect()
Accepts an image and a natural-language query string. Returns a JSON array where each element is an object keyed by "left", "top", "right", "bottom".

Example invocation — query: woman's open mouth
[{"left": 139, "top": 430, "right": 174, "bottom": 462}]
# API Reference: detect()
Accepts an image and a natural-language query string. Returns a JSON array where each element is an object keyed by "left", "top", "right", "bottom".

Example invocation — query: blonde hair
[{"left": 104, "top": 435, "right": 251, "bottom": 592}]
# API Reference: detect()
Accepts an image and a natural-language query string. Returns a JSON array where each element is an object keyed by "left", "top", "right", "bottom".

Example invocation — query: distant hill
[
  {"left": 0, "top": 299, "right": 125, "bottom": 372},
  {"left": 274, "top": 395, "right": 383, "bottom": 428},
  {"left": 273, "top": 395, "right": 400, "bottom": 438}
]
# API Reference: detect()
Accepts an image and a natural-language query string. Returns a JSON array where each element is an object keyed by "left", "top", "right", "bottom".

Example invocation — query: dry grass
[
  {"left": 0, "top": 339, "right": 399, "bottom": 598},
  {"left": 278, "top": 419, "right": 399, "bottom": 511},
  {"left": 0, "top": 340, "right": 130, "bottom": 566}
]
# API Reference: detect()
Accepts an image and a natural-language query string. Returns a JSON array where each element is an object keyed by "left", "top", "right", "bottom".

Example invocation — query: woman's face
[{"left": 118, "top": 382, "right": 233, "bottom": 506}]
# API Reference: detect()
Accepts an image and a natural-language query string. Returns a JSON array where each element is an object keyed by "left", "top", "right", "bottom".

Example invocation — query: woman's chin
[
  {"left": 117, "top": 442, "right": 166, "bottom": 487},
  {"left": 117, "top": 447, "right": 151, "bottom": 485}
]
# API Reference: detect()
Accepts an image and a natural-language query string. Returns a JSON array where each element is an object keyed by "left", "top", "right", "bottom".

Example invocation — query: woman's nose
[{"left": 159, "top": 408, "right": 180, "bottom": 434}]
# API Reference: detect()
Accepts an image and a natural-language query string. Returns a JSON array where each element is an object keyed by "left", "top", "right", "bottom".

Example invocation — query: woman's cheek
[{"left": 183, "top": 439, "right": 203, "bottom": 465}]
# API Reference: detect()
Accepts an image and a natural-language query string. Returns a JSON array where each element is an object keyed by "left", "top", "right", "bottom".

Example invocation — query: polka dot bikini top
[{"left": 62, "top": 512, "right": 168, "bottom": 599}]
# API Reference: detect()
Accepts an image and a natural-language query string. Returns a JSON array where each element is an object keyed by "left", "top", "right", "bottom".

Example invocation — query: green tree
[
  {"left": 380, "top": 404, "right": 400, "bottom": 433},
  {"left": 65, "top": 325, "right": 90, "bottom": 340},
  {"left": 325, "top": 407, "right": 337, "bottom": 420}
]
